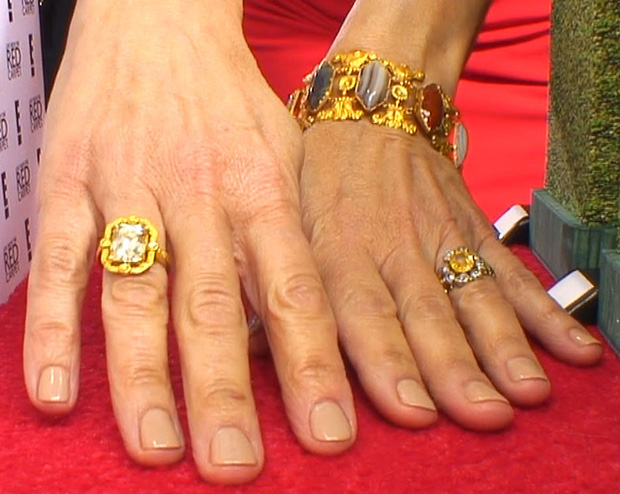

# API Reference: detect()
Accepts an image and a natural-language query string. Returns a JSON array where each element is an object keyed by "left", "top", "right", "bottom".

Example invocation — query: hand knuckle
[
  {"left": 288, "top": 357, "right": 344, "bottom": 387},
  {"left": 402, "top": 292, "right": 451, "bottom": 323},
  {"left": 186, "top": 275, "right": 243, "bottom": 329},
  {"left": 36, "top": 235, "right": 88, "bottom": 287},
  {"left": 343, "top": 285, "right": 397, "bottom": 320},
  {"left": 455, "top": 280, "right": 495, "bottom": 308},
  {"left": 193, "top": 378, "right": 250, "bottom": 412},
  {"left": 119, "top": 358, "right": 168, "bottom": 390},
  {"left": 107, "top": 273, "right": 167, "bottom": 316},
  {"left": 267, "top": 272, "right": 327, "bottom": 320},
  {"left": 369, "top": 347, "right": 413, "bottom": 371},
  {"left": 501, "top": 265, "right": 541, "bottom": 295},
  {"left": 29, "top": 321, "right": 77, "bottom": 355}
]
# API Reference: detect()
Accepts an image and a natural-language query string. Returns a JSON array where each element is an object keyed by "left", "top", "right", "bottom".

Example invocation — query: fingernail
[
  {"left": 569, "top": 328, "right": 602, "bottom": 347},
  {"left": 140, "top": 408, "right": 182, "bottom": 450},
  {"left": 506, "top": 357, "right": 548, "bottom": 382},
  {"left": 396, "top": 379, "right": 436, "bottom": 411},
  {"left": 309, "top": 400, "right": 352, "bottom": 442},
  {"left": 211, "top": 427, "right": 257, "bottom": 466},
  {"left": 465, "top": 381, "right": 509, "bottom": 404},
  {"left": 37, "top": 366, "right": 70, "bottom": 403}
]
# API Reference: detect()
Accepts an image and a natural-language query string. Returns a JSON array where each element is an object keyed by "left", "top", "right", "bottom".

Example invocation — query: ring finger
[{"left": 99, "top": 198, "right": 184, "bottom": 466}]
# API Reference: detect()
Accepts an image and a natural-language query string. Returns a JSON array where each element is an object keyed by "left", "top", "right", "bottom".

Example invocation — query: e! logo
[
  {"left": 24, "top": 218, "right": 32, "bottom": 262},
  {"left": 6, "top": 41, "right": 22, "bottom": 80},
  {"left": 1, "top": 171, "right": 8, "bottom": 219},
  {"left": 14, "top": 100, "right": 22, "bottom": 146},
  {"left": 3, "top": 237, "right": 19, "bottom": 283},
  {"left": 28, "top": 33, "right": 35, "bottom": 77}
]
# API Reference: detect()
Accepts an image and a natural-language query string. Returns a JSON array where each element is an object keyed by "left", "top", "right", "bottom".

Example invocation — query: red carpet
[
  {"left": 2, "top": 1, "right": 620, "bottom": 492},
  {"left": 2, "top": 248, "right": 620, "bottom": 493}
]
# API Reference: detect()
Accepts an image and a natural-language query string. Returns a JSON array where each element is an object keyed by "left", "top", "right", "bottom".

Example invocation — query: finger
[
  {"left": 429, "top": 165, "right": 602, "bottom": 366},
  {"left": 24, "top": 183, "right": 98, "bottom": 415},
  {"left": 479, "top": 237, "right": 603, "bottom": 366},
  {"left": 380, "top": 236, "right": 515, "bottom": 431},
  {"left": 241, "top": 204, "right": 356, "bottom": 455},
  {"left": 100, "top": 200, "right": 184, "bottom": 467},
  {"left": 411, "top": 158, "right": 550, "bottom": 407},
  {"left": 315, "top": 240, "right": 437, "bottom": 429},
  {"left": 437, "top": 240, "right": 551, "bottom": 407},
  {"left": 165, "top": 203, "right": 263, "bottom": 485}
]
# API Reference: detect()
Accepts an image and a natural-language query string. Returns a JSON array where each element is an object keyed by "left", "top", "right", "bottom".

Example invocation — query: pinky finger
[
  {"left": 480, "top": 239, "right": 603, "bottom": 366},
  {"left": 23, "top": 189, "right": 98, "bottom": 414}
]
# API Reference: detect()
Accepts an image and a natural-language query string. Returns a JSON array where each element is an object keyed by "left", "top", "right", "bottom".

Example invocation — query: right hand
[{"left": 23, "top": 0, "right": 356, "bottom": 484}]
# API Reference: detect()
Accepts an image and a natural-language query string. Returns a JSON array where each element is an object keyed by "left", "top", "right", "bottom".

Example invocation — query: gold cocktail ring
[
  {"left": 438, "top": 246, "right": 494, "bottom": 293},
  {"left": 97, "top": 216, "right": 169, "bottom": 275}
]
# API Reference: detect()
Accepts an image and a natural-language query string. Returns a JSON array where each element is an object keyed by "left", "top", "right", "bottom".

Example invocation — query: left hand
[{"left": 298, "top": 120, "right": 602, "bottom": 431}]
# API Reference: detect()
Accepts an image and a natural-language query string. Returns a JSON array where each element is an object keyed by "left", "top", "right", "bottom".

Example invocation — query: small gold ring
[
  {"left": 97, "top": 216, "right": 169, "bottom": 275},
  {"left": 438, "top": 246, "right": 494, "bottom": 293}
]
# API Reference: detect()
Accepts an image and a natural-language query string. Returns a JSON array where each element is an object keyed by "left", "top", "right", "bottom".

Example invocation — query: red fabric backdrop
[{"left": 2, "top": 1, "right": 620, "bottom": 493}]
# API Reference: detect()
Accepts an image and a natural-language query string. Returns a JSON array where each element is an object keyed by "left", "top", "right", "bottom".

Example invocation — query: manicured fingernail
[
  {"left": 140, "top": 408, "right": 182, "bottom": 450},
  {"left": 507, "top": 357, "right": 548, "bottom": 382},
  {"left": 465, "top": 381, "right": 509, "bottom": 404},
  {"left": 211, "top": 427, "right": 257, "bottom": 466},
  {"left": 569, "top": 328, "right": 601, "bottom": 347},
  {"left": 310, "top": 400, "right": 352, "bottom": 442},
  {"left": 37, "top": 366, "right": 69, "bottom": 403},
  {"left": 396, "top": 379, "right": 436, "bottom": 411}
]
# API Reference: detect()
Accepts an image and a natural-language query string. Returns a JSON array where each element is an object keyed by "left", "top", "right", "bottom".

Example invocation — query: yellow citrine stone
[{"left": 449, "top": 248, "right": 476, "bottom": 274}]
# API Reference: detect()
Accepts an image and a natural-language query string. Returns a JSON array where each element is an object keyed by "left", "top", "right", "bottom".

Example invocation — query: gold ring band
[
  {"left": 97, "top": 216, "right": 169, "bottom": 275},
  {"left": 438, "top": 246, "right": 494, "bottom": 293}
]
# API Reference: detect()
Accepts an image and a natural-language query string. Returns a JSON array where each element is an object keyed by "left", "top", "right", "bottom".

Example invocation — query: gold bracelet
[{"left": 287, "top": 50, "right": 468, "bottom": 168}]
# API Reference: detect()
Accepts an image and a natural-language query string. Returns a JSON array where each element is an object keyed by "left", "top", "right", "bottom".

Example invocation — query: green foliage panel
[{"left": 546, "top": 0, "right": 620, "bottom": 229}]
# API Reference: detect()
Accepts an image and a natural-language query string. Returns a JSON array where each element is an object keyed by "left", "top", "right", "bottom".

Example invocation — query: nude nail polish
[
  {"left": 140, "top": 408, "right": 182, "bottom": 450},
  {"left": 465, "top": 381, "right": 509, "bottom": 404},
  {"left": 396, "top": 379, "right": 436, "bottom": 411},
  {"left": 569, "top": 328, "right": 602, "bottom": 346},
  {"left": 211, "top": 427, "right": 257, "bottom": 466},
  {"left": 506, "top": 357, "right": 548, "bottom": 382},
  {"left": 37, "top": 366, "right": 69, "bottom": 403},
  {"left": 309, "top": 401, "right": 352, "bottom": 442}
]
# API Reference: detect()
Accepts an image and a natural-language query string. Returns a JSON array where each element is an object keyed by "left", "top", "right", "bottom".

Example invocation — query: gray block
[
  {"left": 530, "top": 189, "right": 617, "bottom": 278},
  {"left": 599, "top": 250, "right": 620, "bottom": 356}
]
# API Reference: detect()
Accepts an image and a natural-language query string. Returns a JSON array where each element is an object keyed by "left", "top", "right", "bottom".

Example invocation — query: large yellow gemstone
[{"left": 449, "top": 249, "right": 476, "bottom": 274}]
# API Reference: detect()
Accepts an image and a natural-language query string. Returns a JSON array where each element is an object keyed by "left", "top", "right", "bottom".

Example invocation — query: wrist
[{"left": 329, "top": 0, "right": 492, "bottom": 95}]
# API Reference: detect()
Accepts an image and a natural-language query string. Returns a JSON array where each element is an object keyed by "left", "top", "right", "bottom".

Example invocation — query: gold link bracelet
[{"left": 288, "top": 50, "right": 468, "bottom": 168}]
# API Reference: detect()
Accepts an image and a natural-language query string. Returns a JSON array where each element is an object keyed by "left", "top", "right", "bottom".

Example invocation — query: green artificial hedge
[{"left": 546, "top": 0, "right": 620, "bottom": 233}]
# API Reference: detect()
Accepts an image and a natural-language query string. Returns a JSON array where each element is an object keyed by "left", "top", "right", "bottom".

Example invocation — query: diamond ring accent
[
  {"left": 97, "top": 216, "right": 169, "bottom": 275},
  {"left": 438, "top": 246, "right": 494, "bottom": 293}
]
